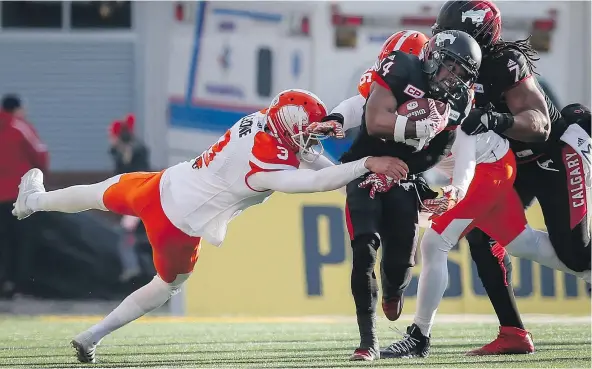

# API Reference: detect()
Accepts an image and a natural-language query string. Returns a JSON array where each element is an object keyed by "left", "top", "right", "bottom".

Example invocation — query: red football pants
[{"left": 431, "top": 150, "right": 527, "bottom": 246}]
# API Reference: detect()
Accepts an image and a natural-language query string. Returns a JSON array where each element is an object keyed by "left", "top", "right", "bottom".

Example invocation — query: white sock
[
  {"left": 87, "top": 275, "right": 176, "bottom": 342},
  {"left": 413, "top": 228, "right": 453, "bottom": 336},
  {"left": 505, "top": 227, "right": 591, "bottom": 283},
  {"left": 27, "top": 175, "right": 122, "bottom": 213}
]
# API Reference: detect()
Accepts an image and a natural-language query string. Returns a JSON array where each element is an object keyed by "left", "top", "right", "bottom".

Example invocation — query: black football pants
[
  {"left": 467, "top": 120, "right": 591, "bottom": 329},
  {"left": 346, "top": 176, "right": 434, "bottom": 347}
]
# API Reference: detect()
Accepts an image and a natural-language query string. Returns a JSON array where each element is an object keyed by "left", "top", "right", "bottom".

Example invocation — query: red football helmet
[
  {"left": 265, "top": 89, "right": 328, "bottom": 159},
  {"left": 378, "top": 30, "right": 429, "bottom": 61}
]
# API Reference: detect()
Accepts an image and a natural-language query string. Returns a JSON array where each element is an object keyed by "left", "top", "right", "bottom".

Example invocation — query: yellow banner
[{"left": 186, "top": 192, "right": 591, "bottom": 316}]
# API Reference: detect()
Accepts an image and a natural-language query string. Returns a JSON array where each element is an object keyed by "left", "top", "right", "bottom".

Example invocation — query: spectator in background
[
  {"left": 108, "top": 114, "right": 151, "bottom": 282},
  {"left": 0, "top": 94, "right": 49, "bottom": 298}
]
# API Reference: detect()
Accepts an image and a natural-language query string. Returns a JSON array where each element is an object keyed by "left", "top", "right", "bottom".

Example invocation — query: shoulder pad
[{"left": 250, "top": 132, "right": 300, "bottom": 170}]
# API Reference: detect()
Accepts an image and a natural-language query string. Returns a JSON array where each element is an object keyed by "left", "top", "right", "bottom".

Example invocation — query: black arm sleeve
[{"left": 405, "top": 129, "right": 456, "bottom": 175}]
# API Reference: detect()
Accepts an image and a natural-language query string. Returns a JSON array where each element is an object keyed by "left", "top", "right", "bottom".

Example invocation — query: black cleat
[{"left": 380, "top": 323, "right": 430, "bottom": 358}]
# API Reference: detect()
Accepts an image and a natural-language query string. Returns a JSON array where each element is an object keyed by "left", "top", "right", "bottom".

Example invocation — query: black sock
[
  {"left": 351, "top": 235, "right": 380, "bottom": 348},
  {"left": 467, "top": 229, "right": 525, "bottom": 330}
]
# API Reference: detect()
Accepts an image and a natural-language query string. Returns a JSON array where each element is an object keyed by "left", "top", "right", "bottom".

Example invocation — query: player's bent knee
[
  {"left": 154, "top": 273, "right": 191, "bottom": 296},
  {"left": 351, "top": 234, "right": 380, "bottom": 273},
  {"left": 421, "top": 229, "right": 454, "bottom": 261},
  {"left": 504, "top": 227, "right": 538, "bottom": 260}
]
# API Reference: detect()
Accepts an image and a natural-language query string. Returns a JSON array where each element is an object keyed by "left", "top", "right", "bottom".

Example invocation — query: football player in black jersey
[
  {"left": 338, "top": 30, "right": 481, "bottom": 361},
  {"left": 429, "top": 0, "right": 591, "bottom": 356}
]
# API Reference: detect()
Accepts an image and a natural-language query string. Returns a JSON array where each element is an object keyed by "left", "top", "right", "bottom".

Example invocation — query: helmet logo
[
  {"left": 276, "top": 104, "right": 309, "bottom": 131},
  {"left": 461, "top": 8, "right": 491, "bottom": 26},
  {"left": 435, "top": 33, "right": 457, "bottom": 47}
]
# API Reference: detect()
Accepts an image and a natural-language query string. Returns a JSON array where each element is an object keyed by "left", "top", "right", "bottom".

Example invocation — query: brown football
[{"left": 396, "top": 98, "right": 448, "bottom": 121}]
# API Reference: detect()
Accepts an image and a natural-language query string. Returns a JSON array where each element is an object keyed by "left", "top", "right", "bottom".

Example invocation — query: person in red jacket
[{"left": 0, "top": 94, "right": 49, "bottom": 298}]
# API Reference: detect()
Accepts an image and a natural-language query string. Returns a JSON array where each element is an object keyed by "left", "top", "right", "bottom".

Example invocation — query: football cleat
[
  {"left": 380, "top": 324, "right": 430, "bottom": 358},
  {"left": 13, "top": 168, "right": 45, "bottom": 220},
  {"left": 350, "top": 347, "right": 379, "bottom": 361},
  {"left": 71, "top": 331, "right": 101, "bottom": 364},
  {"left": 382, "top": 295, "right": 404, "bottom": 321},
  {"left": 466, "top": 326, "right": 534, "bottom": 356}
]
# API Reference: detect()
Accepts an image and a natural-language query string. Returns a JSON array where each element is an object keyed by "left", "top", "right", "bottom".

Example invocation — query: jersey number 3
[
  {"left": 192, "top": 130, "right": 231, "bottom": 170},
  {"left": 276, "top": 146, "right": 289, "bottom": 160}
]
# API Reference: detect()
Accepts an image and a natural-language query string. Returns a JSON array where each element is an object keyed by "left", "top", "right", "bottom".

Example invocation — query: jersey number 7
[{"left": 192, "top": 130, "right": 232, "bottom": 170}]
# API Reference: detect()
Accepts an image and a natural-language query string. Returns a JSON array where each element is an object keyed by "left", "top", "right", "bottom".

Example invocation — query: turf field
[{"left": 0, "top": 315, "right": 589, "bottom": 368}]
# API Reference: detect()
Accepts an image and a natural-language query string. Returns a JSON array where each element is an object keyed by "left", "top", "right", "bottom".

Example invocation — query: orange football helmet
[
  {"left": 358, "top": 30, "right": 429, "bottom": 98},
  {"left": 265, "top": 89, "right": 328, "bottom": 158},
  {"left": 378, "top": 30, "right": 429, "bottom": 61}
]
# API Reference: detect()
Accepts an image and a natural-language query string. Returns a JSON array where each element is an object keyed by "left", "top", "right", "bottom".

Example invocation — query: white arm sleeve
[
  {"left": 331, "top": 94, "right": 366, "bottom": 133},
  {"left": 249, "top": 157, "right": 369, "bottom": 193},
  {"left": 450, "top": 127, "right": 476, "bottom": 200},
  {"left": 298, "top": 153, "right": 335, "bottom": 170}
]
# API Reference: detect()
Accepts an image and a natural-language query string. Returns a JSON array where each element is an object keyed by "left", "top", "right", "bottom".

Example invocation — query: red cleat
[
  {"left": 382, "top": 295, "right": 404, "bottom": 321},
  {"left": 466, "top": 326, "right": 535, "bottom": 356},
  {"left": 350, "top": 347, "right": 379, "bottom": 361}
]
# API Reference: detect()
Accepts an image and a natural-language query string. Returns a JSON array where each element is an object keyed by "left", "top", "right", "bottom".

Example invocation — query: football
[{"left": 396, "top": 98, "right": 448, "bottom": 121}]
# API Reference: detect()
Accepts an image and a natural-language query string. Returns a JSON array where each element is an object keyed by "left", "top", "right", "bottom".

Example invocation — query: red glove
[
  {"left": 306, "top": 120, "right": 345, "bottom": 139},
  {"left": 422, "top": 185, "right": 459, "bottom": 219},
  {"left": 358, "top": 173, "right": 396, "bottom": 199}
]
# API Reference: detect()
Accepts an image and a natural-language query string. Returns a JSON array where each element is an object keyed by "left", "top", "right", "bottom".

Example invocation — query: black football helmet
[
  {"left": 422, "top": 30, "right": 481, "bottom": 102},
  {"left": 432, "top": 0, "right": 502, "bottom": 52}
]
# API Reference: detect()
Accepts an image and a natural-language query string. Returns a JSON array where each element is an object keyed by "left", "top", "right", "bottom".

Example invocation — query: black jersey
[
  {"left": 340, "top": 51, "right": 458, "bottom": 175},
  {"left": 474, "top": 47, "right": 562, "bottom": 163}
]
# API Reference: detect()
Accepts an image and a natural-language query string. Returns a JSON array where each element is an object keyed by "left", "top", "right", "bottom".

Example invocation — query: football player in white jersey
[{"left": 12, "top": 89, "right": 409, "bottom": 364}]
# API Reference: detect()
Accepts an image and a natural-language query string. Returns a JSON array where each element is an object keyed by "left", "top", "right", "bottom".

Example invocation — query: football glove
[
  {"left": 306, "top": 120, "right": 345, "bottom": 139},
  {"left": 461, "top": 107, "right": 515, "bottom": 136},
  {"left": 415, "top": 99, "right": 451, "bottom": 140},
  {"left": 358, "top": 173, "right": 396, "bottom": 199},
  {"left": 421, "top": 185, "right": 459, "bottom": 219}
]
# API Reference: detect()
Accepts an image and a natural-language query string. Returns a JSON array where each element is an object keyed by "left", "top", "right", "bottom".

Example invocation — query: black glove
[
  {"left": 461, "top": 108, "right": 515, "bottom": 136},
  {"left": 561, "top": 103, "right": 591, "bottom": 136},
  {"left": 321, "top": 113, "right": 344, "bottom": 125}
]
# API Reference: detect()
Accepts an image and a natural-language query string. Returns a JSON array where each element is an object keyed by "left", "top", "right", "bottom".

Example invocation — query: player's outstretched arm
[
  {"left": 329, "top": 94, "right": 366, "bottom": 133},
  {"left": 298, "top": 152, "right": 335, "bottom": 170},
  {"left": 248, "top": 157, "right": 408, "bottom": 194}
]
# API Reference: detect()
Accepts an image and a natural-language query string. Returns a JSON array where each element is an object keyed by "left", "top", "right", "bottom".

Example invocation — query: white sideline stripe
[{"left": 40, "top": 314, "right": 591, "bottom": 324}]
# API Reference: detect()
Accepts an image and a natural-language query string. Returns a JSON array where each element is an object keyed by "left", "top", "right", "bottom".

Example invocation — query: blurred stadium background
[{"left": 0, "top": 0, "right": 590, "bottom": 355}]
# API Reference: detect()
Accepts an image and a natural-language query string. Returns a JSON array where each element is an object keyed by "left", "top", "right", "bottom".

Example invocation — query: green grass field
[{"left": 0, "top": 315, "right": 589, "bottom": 368}]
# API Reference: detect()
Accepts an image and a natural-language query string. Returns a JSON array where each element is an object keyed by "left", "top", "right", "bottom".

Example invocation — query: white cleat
[
  {"left": 13, "top": 168, "right": 45, "bottom": 220},
  {"left": 71, "top": 331, "right": 101, "bottom": 364}
]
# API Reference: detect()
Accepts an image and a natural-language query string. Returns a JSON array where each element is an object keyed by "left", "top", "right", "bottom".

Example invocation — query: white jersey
[{"left": 159, "top": 111, "right": 300, "bottom": 246}]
